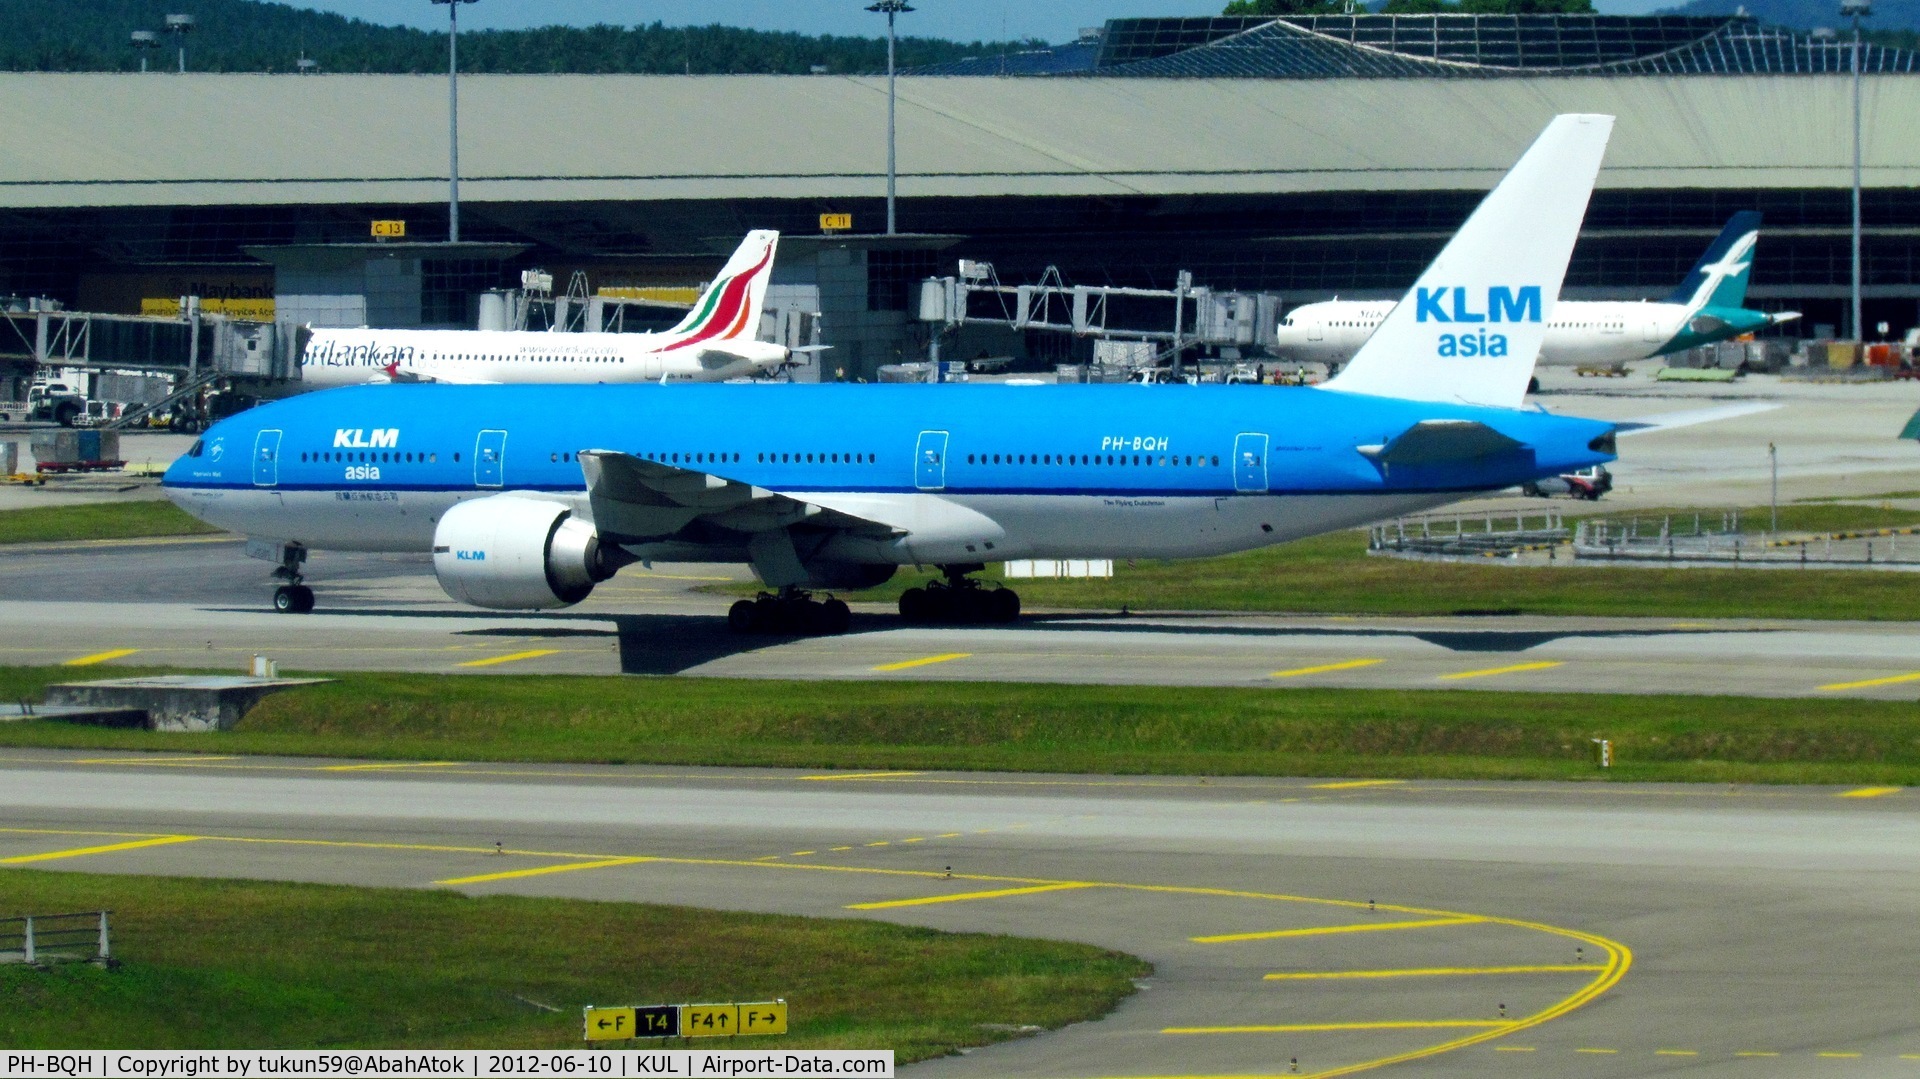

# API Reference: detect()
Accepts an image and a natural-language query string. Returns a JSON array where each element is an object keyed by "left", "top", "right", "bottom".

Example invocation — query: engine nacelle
[{"left": 432, "top": 496, "right": 617, "bottom": 610}]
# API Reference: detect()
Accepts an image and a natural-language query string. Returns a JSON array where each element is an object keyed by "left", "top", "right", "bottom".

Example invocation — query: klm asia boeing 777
[{"left": 166, "top": 115, "right": 1625, "bottom": 630}]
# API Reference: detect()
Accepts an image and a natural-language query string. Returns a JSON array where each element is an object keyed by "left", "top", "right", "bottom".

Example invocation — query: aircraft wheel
[
  {"left": 727, "top": 599, "right": 757, "bottom": 633},
  {"left": 991, "top": 588, "right": 1021, "bottom": 623},
  {"left": 899, "top": 587, "right": 929, "bottom": 623},
  {"left": 820, "top": 598, "right": 851, "bottom": 635},
  {"left": 273, "top": 586, "right": 295, "bottom": 613},
  {"left": 274, "top": 585, "right": 315, "bottom": 614}
]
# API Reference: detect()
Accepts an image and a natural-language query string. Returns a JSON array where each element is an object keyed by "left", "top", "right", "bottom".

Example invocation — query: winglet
[{"left": 1322, "top": 114, "right": 1614, "bottom": 410}]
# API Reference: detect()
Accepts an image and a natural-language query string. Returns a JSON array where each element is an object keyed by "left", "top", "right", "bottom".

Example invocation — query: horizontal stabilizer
[
  {"left": 1899, "top": 409, "right": 1920, "bottom": 441},
  {"left": 1612, "top": 402, "right": 1780, "bottom": 436},
  {"left": 1770, "top": 311, "right": 1803, "bottom": 325},
  {"left": 1357, "top": 420, "right": 1526, "bottom": 466}
]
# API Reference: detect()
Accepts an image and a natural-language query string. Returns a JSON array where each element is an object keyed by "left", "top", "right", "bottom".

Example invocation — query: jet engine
[{"left": 432, "top": 496, "right": 620, "bottom": 610}]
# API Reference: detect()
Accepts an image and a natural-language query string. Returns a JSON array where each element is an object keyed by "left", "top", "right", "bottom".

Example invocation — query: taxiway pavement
[{"left": 1, "top": 749, "right": 1914, "bottom": 1077}]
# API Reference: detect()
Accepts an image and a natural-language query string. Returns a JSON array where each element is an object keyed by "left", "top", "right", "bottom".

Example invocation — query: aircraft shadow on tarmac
[{"left": 231, "top": 604, "right": 1780, "bottom": 676}]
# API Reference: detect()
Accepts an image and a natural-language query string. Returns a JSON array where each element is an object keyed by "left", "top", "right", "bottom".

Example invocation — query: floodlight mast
[
  {"left": 164, "top": 14, "right": 193, "bottom": 74},
  {"left": 130, "top": 30, "right": 160, "bottom": 73},
  {"left": 1844, "top": 0, "right": 1870, "bottom": 343},
  {"left": 866, "top": 1, "right": 914, "bottom": 235},
  {"left": 431, "top": 0, "right": 480, "bottom": 244}
]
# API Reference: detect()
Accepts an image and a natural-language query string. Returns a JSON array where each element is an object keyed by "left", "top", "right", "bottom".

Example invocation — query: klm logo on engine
[
  {"left": 1415, "top": 286, "right": 1542, "bottom": 358},
  {"left": 333, "top": 428, "right": 399, "bottom": 449}
]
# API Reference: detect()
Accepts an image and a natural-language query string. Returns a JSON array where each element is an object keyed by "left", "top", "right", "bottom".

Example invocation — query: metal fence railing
[
  {"left": 0, "top": 911, "right": 111, "bottom": 967},
  {"left": 1369, "top": 510, "right": 1567, "bottom": 558}
]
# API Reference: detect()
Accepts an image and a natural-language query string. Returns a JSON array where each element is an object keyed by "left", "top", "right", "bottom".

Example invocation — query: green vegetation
[
  {"left": 3, "top": 667, "right": 1918, "bottom": 784},
  {"left": 0, "top": 870, "right": 1145, "bottom": 1053},
  {"left": 0, "top": 0, "right": 1037, "bottom": 75},
  {"left": 0, "top": 501, "right": 221, "bottom": 545}
]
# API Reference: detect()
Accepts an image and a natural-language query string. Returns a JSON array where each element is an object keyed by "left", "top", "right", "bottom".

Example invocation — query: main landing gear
[
  {"left": 898, "top": 566, "right": 1020, "bottom": 625},
  {"left": 271, "top": 545, "right": 315, "bottom": 614},
  {"left": 728, "top": 587, "right": 852, "bottom": 636}
]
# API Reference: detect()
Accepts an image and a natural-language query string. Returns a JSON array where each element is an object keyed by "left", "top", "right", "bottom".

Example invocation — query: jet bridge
[{"left": 916, "top": 261, "right": 1283, "bottom": 376}]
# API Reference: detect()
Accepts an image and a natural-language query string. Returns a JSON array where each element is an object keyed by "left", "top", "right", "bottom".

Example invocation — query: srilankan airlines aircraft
[
  {"left": 1273, "top": 212, "right": 1799, "bottom": 373},
  {"left": 296, "top": 231, "right": 802, "bottom": 387},
  {"left": 169, "top": 115, "right": 1655, "bottom": 627}
]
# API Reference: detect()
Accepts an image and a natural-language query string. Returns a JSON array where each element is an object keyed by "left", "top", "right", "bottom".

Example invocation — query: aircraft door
[
  {"left": 1307, "top": 319, "right": 1325, "bottom": 341},
  {"left": 1233, "top": 432, "right": 1269, "bottom": 493},
  {"left": 1642, "top": 318, "right": 1662, "bottom": 342},
  {"left": 475, "top": 429, "right": 507, "bottom": 488},
  {"left": 914, "top": 430, "right": 949, "bottom": 491},
  {"left": 252, "top": 429, "right": 282, "bottom": 487}
]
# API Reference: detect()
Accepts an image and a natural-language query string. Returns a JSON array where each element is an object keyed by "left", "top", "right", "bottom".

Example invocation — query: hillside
[{"left": 0, "top": 0, "right": 1040, "bottom": 74}]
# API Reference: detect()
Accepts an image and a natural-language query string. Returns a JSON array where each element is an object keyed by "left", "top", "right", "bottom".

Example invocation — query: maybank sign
[{"left": 1415, "top": 285, "right": 1542, "bottom": 358}]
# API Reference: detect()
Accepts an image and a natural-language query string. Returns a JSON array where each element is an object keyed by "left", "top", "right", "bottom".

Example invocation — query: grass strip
[
  {"left": 2, "top": 667, "right": 1918, "bottom": 784},
  {"left": 0, "top": 870, "right": 1145, "bottom": 1054},
  {"left": 0, "top": 501, "right": 221, "bottom": 545}
]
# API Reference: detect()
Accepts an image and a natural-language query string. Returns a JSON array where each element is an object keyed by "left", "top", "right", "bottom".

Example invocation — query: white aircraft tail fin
[
  {"left": 1324, "top": 114, "right": 1614, "bottom": 409},
  {"left": 665, "top": 230, "right": 779, "bottom": 344}
]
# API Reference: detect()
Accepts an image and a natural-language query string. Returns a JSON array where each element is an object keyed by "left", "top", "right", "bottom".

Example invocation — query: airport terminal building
[{"left": 1, "top": 13, "right": 1917, "bottom": 384}]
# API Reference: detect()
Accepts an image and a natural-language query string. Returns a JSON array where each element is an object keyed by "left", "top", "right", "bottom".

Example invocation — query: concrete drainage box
[{"left": 42, "top": 675, "right": 331, "bottom": 732}]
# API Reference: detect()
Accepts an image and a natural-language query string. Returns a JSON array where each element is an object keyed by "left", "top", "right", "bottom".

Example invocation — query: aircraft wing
[
  {"left": 1357, "top": 420, "right": 1526, "bottom": 465},
  {"left": 577, "top": 450, "right": 899, "bottom": 542},
  {"left": 379, "top": 361, "right": 498, "bottom": 386},
  {"left": 1611, "top": 402, "right": 1780, "bottom": 436}
]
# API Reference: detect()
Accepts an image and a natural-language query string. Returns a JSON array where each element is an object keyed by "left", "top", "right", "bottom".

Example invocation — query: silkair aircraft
[
  {"left": 1274, "top": 211, "right": 1799, "bottom": 372},
  {"left": 166, "top": 115, "right": 1622, "bottom": 628},
  {"left": 297, "top": 231, "right": 805, "bottom": 387}
]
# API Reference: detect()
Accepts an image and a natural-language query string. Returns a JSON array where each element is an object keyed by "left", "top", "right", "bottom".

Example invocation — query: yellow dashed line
[
  {"left": 1737, "top": 1051, "right": 1782, "bottom": 1057},
  {"left": 1575, "top": 1048, "right": 1619, "bottom": 1054},
  {"left": 1819, "top": 1052, "right": 1863, "bottom": 1059},
  {"left": 1313, "top": 779, "right": 1406, "bottom": 790},
  {"left": 436, "top": 857, "right": 654, "bottom": 886},
  {"left": 848, "top": 882, "right": 1099, "bottom": 910},
  {"left": 0, "top": 835, "right": 199, "bottom": 864},
  {"left": 1271, "top": 658, "right": 1383, "bottom": 678},
  {"left": 1494, "top": 1046, "right": 1536, "bottom": 1052},
  {"left": 871, "top": 652, "right": 971, "bottom": 672},
  {"left": 1164, "top": 1020, "right": 1511, "bottom": 1035},
  {"left": 937, "top": 833, "right": 962, "bottom": 838},
  {"left": 1838, "top": 786, "right": 1902, "bottom": 798},
  {"left": 829, "top": 846, "right": 853, "bottom": 852},
  {"left": 1820, "top": 671, "right": 1920, "bottom": 691},
  {"left": 799, "top": 771, "right": 925, "bottom": 781},
  {"left": 61, "top": 648, "right": 140, "bottom": 666},
  {"left": 1194, "top": 916, "right": 1481, "bottom": 943},
  {"left": 1439, "top": 660, "right": 1563, "bottom": 681},
  {"left": 864, "top": 841, "right": 890, "bottom": 847},
  {"left": 1656, "top": 1049, "right": 1699, "bottom": 1056},
  {"left": 1266, "top": 964, "right": 1592, "bottom": 981},
  {"left": 900, "top": 837, "right": 925, "bottom": 844},
  {"left": 456, "top": 649, "right": 559, "bottom": 668}
]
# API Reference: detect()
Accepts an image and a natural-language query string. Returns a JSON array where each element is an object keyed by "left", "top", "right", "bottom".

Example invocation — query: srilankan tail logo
[
  {"left": 1415, "top": 286, "right": 1542, "bottom": 358},
  {"left": 665, "top": 242, "right": 775, "bottom": 350}
]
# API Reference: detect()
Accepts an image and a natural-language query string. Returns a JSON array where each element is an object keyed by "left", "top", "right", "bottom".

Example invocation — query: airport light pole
[
  {"left": 1845, "top": 0, "right": 1870, "bottom": 342},
  {"left": 131, "top": 30, "right": 159, "bottom": 72},
  {"left": 432, "top": 0, "right": 479, "bottom": 244},
  {"left": 867, "top": 1, "right": 913, "bottom": 235},
  {"left": 164, "top": 14, "right": 194, "bottom": 73}
]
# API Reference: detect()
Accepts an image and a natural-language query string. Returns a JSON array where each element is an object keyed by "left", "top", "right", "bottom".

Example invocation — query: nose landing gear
[
  {"left": 270, "top": 545, "right": 315, "bottom": 614},
  {"left": 898, "top": 565, "right": 1020, "bottom": 625},
  {"left": 727, "top": 587, "right": 852, "bottom": 636}
]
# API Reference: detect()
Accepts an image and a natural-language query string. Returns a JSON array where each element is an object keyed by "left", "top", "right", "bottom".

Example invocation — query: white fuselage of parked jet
[
  {"left": 1274, "top": 299, "right": 1692, "bottom": 369},
  {"left": 296, "top": 328, "right": 793, "bottom": 389}
]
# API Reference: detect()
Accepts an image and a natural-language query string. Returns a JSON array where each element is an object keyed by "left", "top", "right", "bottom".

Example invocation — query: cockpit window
[{"left": 187, "top": 440, "right": 204, "bottom": 458}]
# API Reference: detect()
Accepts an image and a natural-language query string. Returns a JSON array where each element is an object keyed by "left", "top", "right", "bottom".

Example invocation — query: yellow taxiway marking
[
  {"left": 789, "top": 851, "right": 815, "bottom": 857},
  {"left": 1164, "top": 1020, "right": 1512, "bottom": 1035},
  {"left": 871, "top": 652, "right": 971, "bottom": 672},
  {"left": 799, "top": 771, "right": 925, "bottom": 781},
  {"left": 937, "top": 832, "right": 963, "bottom": 838},
  {"left": 436, "top": 857, "right": 655, "bottom": 886},
  {"left": 864, "top": 841, "right": 890, "bottom": 847},
  {"left": 1655, "top": 1049, "right": 1699, "bottom": 1056},
  {"left": 1838, "top": 786, "right": 1902, "bottom": 798},
  {"left": 0, "top": 834, "right": 199, "bottom": 864},
  {"left": 1439, "top": 661, "right": 1563, "bottom": 682},
  {"left": 1265, "top": 964, "right": 1592, "bottom": 981},
  {"left": 1818, "top": 1052, "right": 1863, "bottom": 1059},
  {"left": 62, "top": 648, "right": 139, "bottom": 666},
  {"left": 1820, "top": 671, "right": 1920, "bottom": 691},
  {"left": 456, "top": 649, "right": 560, "bottom": 668},
  {"left": 1194, "top": 916, "right": 1481, "bottom": 944},
  {"left": 848, "top": 882, "right": 1100, "bottom": 910},
  {"left": 1312, "top": 779, "right": 1405, "bottom": 790},
  {"left": 0, "top": 824, "right": 1632, "bottom": 1079},
  {"left": 1271, "top": 658, "right": 1383, "bottom": 678},
  {"left": 1736, "top": 1051, "right": 1782, "bottom": 1057},
  {"left": 1493, "top": 1046, "right": 1536, "bottom": 1052},
  {"left": 829, "top": 846, "right": 853, "bottom": 852},
  {"left": 1575, "top": 1048, "right": 1619, "bottom": 1054},
  {"left": 320, "top": 761, "right": 466, "bottom": 772}
]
